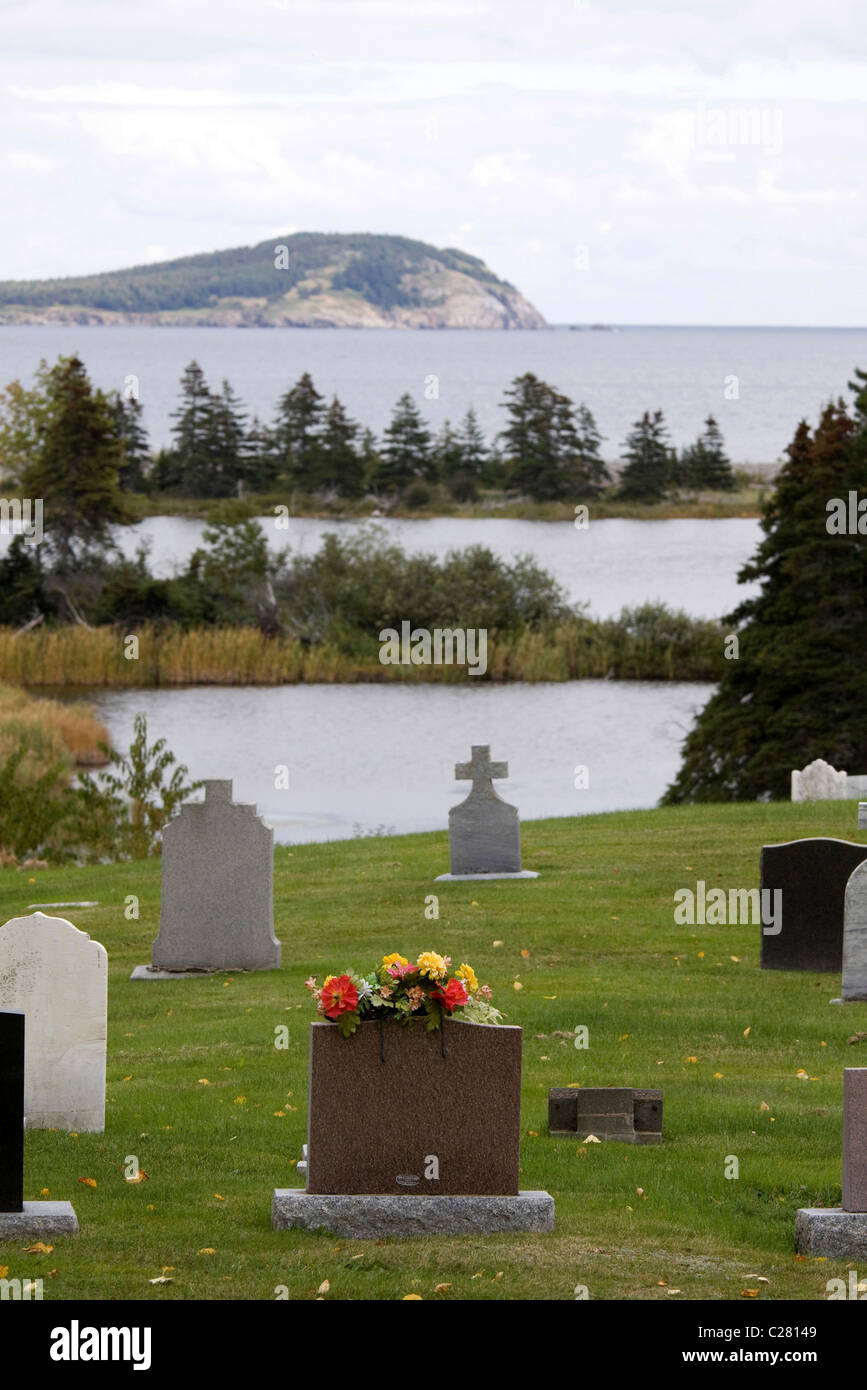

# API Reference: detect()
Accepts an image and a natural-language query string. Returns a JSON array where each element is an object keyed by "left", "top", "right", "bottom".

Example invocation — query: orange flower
[{"left": 320, "top": 974, "right": 359, "bottom": 1019}]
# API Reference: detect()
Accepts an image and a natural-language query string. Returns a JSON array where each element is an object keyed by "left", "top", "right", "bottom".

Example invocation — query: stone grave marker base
[
  {"left": 795, "top": 1208, "right": 867, "bottom": 1258},
  {"left": 0, "top": 1202, "right": 79, "bottom": 1239},
  {"left": 435, "top": 870, "right": 539, "bottom": 881},
  {"left": 130, "top": 964, "right": 257, "bottom": 981},
  {"left": 272, "top": 1189, "right": 555, "bottom": 1237}
]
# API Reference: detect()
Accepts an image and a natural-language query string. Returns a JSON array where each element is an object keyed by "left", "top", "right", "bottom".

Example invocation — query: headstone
[
  {"left": 795, "top": 1068, "right": 867, "bottom": 1256},
  {"left": 0, "top": 1009, "right": 79, "bottom": 1238},
  {"left": 435, "top": 745, "right": 538, "bottom": 881},
  {"left": 271, "top": 1019, "right": 555, "bottom": 1236},
  {"left": 760, "top": 839, "right": 867, "bottom": 972},
  {"left": 0, "top": 913, "right": 107, "bottom": 1131},
  {"left": 840, "top": 861, "right": 867, "bottom": 1002},
  {"left": 548, "top": 1087, "right": 663, "bottom": 1144},
  {"left": 791, "top": 757, "right": 848, "bottom": 801},
  {"left": 859, "top": 803, "right": 867, "bottom": 830},
  {"left": 133, "top": 779, "right": 280, "bottom": 977}
]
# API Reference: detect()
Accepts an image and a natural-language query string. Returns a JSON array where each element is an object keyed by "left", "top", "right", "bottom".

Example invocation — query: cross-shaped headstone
[{"left": 455, "top": 746, "right": 508, "bottom": 796}]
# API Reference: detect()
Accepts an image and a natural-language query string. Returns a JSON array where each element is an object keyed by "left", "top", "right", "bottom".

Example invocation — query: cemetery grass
[{"left": 0, "top": 798, "right": 863, "bottom": 1303}]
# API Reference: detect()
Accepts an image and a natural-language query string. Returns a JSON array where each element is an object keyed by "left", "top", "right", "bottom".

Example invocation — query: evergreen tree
[
  {"left": 272, "top": 372, "right": 324, "bottom": 489},
  {"left": 458, "top": 407, "right": 489, "bottom": 482},
  {"left": 319, "top": 396, "right": 365, "bottom": 497},
  {"left": 357, "top": 426, "right": 380, "bottom": 491},
  {"left": 243, "top": 416, "right": 279, "bottom": 492},
  {"left": 208, "top": 380, "right": 248, "bottom": 496},
  {"left": 22, "top": 354, "right": 128, "bottom": 570},
  {"left": 373, "top": 392, "right": 432, "bottom": 493},
  {"left": 573, "top": 403, "right": 611, "bottom": 496},
  {"left": 664, "top": 380, "right": 867, "bottom": 803},
  {"left": 168, "top": 361, "right": 215, "bottom": 496},
  {"left": 617, "top": 410, "right": 672, "bottom": 501},
  {"left": 111, "top": 393, "right": 150, "bottom": 491},
  {"left": 680, "top": 415, "right": 736, "bottom": 491}
]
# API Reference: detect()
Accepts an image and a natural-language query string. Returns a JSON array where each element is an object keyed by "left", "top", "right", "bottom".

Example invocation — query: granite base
[
  {"left": 0, "top": 1201, "right": 79, "bottom": 1239},
  {"left": 435, "top": 871, "right": 539, "bottom": 882},
  {"left": 795, "top": 1208, "right": 867, "bottom": 1258},
  {"left": 271, "top": 1189, "right": 555, "bottom": 1237}
]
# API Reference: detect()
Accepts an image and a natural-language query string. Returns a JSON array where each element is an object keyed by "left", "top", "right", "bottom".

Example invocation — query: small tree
[
  {"left": 112, "top": 392, "right": 151, "bottom": 491},
  {"left": 680, "top": 415, "right": 736, "bottom": 491},
  {"left": 572, "top": 404, "right": 611, "bottom": 496},
  {"left": 373, "top": 392, "right": 433, "bottom": 493},
  {"left": 272, "top": 372, "right": 325, "bottom": 489},
  {"left": 319, "top": 396, "right": 365, "bottom": 497},
  {"left": 617, "top": 410, "right": 672, "bottom": 502}
]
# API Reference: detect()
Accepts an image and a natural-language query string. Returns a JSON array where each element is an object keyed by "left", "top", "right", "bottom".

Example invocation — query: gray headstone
[
  {"left": 791, "top": 758, "right": 848, "bottom": 801},
  {"left": 859, "top": 803, "right": 867, "bottom": 830},
  {"left": 150, "top": 780, "right": 280, "bottom": 973},
  {"left": 843, "top": 863, "right": 867, "bottom": 1002},
  {"left": 446, "top": 745, "right": 524, "bottom": 876}
]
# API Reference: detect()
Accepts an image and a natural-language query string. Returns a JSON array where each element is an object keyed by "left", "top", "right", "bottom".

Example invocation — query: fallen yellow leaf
[
  {"left": 213, "top": 1193, "right": 225, "bottom": 1201},
  {"left": 740, "top": 1289, "right": 759, "bottom": 1298},
  {"left": 125, "top": 1170, "right": 148, "bottom": 1183},
  {"left": 759, "top": 1100, "right": 770, "bottom": 1112},
  {"left": 513, "top": 981, "right": 523, "bottom": 991},
  {"left": 521, "top": 949, "right": 530, "bottom": 958},
  {"left": 199, "top": 1248, "right": 216, "bottom": 1255},
  {"left": 743, "top": 1027, "right": 751, "bottom": 1037},
  {"left": 24, "top": 1242, "right": 53, "bottom": 1255},
  {"left": 149, "top": 1276, "right": 172, "bottom": 1285},
  {"left": 492, "top": 940, "right": 503, "bottom": 947},
  {"left": 403, "top": 1293, "right": 422, "bottom": 1300},
  {"left": 434, "top": 1283, "right": 451, "bottom": 1293},
  {"left": 317, "top": 1279, "right": 330, "bottom": 1294},
  {"left": 77, "top": 1177, "right": 97, "bottom": 1188}
]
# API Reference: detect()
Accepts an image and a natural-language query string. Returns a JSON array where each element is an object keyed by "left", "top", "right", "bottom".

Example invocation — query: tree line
[{"left": 0, "top": 354, "right": 736, "bottom": 510}]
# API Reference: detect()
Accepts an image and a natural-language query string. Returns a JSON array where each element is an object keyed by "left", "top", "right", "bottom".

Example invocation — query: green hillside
[{"left": 0, "top": 233, "right": 546, "bottom": 328}]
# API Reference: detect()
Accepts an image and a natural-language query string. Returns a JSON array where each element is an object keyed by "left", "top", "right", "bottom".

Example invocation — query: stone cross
[
  {"left": 0, "top": 1009, "right": 24, "bottom": 1213},
  {"left": 455, "top": 746, "right": 508, "bottom": 796}
]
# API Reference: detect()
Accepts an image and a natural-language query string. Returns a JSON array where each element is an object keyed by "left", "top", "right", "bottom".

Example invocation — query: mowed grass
[{"left": 1, "top": 798, "right": 865, "bottom": 1302}]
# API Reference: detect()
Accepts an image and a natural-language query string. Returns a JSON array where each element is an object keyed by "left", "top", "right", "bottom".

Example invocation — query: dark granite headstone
[
  {"left": 760, "top": 839, "right": 867, "bottom": 972},
  {"left": 0, "top": 1010, "right": 24, "bottom": 1212},
  {"left": 306, "top": 1020, "right": 522, "bottom": 1195},
  {"left": 548, "top": 1086, "right": 663, "bottom": 1144}
]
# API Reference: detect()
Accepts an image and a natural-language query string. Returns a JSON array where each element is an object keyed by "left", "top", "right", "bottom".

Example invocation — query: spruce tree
[
  {"left": 111, "top": 393, "right": 150, "bottom": 491},
  {"left": 373, "top": 392, "right": 432, "bottom": 493},
  {"left": 169, "top": 361, "right": 215, "bottom": 496},
  {"left": 319, "top": 396, "right": 365, "bottom": 496},
  {"left": 617, "top": 410, "right": 672, "bottom": 501},
  {"left": 573, "top": 403, "right": 611, "bottom": 496},
  {"left": 664, "top": 381, "right": 867, "bottom": 802},
  {"left": 22, "top": 354, "right": 128, "bottom": 570},
  {"left": 272, "top": 371, "right": 324, "bottom": 489},
  {"left": 208, "top": 380, "right": 248, "bottom": 496},
  {"left": 499, "top": 372, "right": 576, "bottom": 501},
  {"left": 680, "top": 415, "right": 736, "bottom": 491},
  {"left": 458, "top": 407, "right": 489, "bottom": 482}
]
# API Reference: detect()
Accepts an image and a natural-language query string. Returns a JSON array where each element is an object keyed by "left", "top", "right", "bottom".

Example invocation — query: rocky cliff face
[{"left": 0, "top": 237, "right": 546, "bottom": 329}]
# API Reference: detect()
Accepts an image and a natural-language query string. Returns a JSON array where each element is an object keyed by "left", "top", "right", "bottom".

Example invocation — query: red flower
[
  {"left": 320, "top": 974, "right": 359, "bottom": 1019},
  {"left": 431, "top": 978, "right": 468, "bottom": 1014}
]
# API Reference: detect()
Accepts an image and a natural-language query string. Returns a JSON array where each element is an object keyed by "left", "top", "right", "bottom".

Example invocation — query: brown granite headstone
[
  {"left": 548, "top": 1086, "right": 663, "bottom": 1144},
  {"left": 843, "top": 1068, "right": 867, "bottom": 1213},
  {"left": 305, "top": 1020, "right": 522, "bottom": 1195}
]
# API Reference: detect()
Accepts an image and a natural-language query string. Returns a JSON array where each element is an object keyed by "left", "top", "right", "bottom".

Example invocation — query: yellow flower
[
  {"left": 417, "top": 951, "right": 448, "bottom": 981},
  {"left": 382, "top": 953, "right": 409, "bottom": 969},
  {"left": 456, "top": 963, "right": 479, "bottom": 994}
]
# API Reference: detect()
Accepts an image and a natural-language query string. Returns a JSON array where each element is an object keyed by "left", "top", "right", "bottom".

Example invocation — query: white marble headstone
[
  {"left": 791, "top": 758, "right": 849, "bottom": 802},
  {"left": 842, "top": 861, "right": 867, "bottom": 1002},
  {"left": 0, "top": 912, "right": 107, "bottom": 1131}
]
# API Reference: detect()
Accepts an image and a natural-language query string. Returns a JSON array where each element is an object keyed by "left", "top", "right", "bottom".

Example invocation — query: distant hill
[{"left": 0, "top": 233, "right": 546, "bottom": 329}]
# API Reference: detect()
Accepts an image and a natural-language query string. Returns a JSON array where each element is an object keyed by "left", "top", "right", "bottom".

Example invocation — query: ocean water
[{"left": 1, "top": 323, "right": 865, "bottom": 464}]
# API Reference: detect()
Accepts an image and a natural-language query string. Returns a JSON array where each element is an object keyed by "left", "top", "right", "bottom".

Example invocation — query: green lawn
[{"left": 1, "top": 798, "right": 865, "bottom": 1302}]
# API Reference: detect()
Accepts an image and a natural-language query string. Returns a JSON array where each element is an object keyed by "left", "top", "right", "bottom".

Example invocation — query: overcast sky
[{"left": 1, "top": 0, "right": 865, "bottom": 325}]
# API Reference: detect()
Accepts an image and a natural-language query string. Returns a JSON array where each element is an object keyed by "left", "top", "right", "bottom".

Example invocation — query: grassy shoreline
[
  {"left": 0, "top": 619, "right": 725, "bottom": 688},
  {"left": 0, "top": 798, "right": 861, "bottom": 1301},
  {"left": 118, "top": 485, "right": 769, "bottom": 523}
]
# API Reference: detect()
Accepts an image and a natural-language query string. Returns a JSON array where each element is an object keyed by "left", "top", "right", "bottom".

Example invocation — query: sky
[{"left": 1, "top": 0, "right": 866, "bottom": 326}]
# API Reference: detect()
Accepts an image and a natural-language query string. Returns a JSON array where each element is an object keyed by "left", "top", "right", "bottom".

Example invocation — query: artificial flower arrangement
[{"left": 305, "top": 950, "right": 503, "bottom": 1038}]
